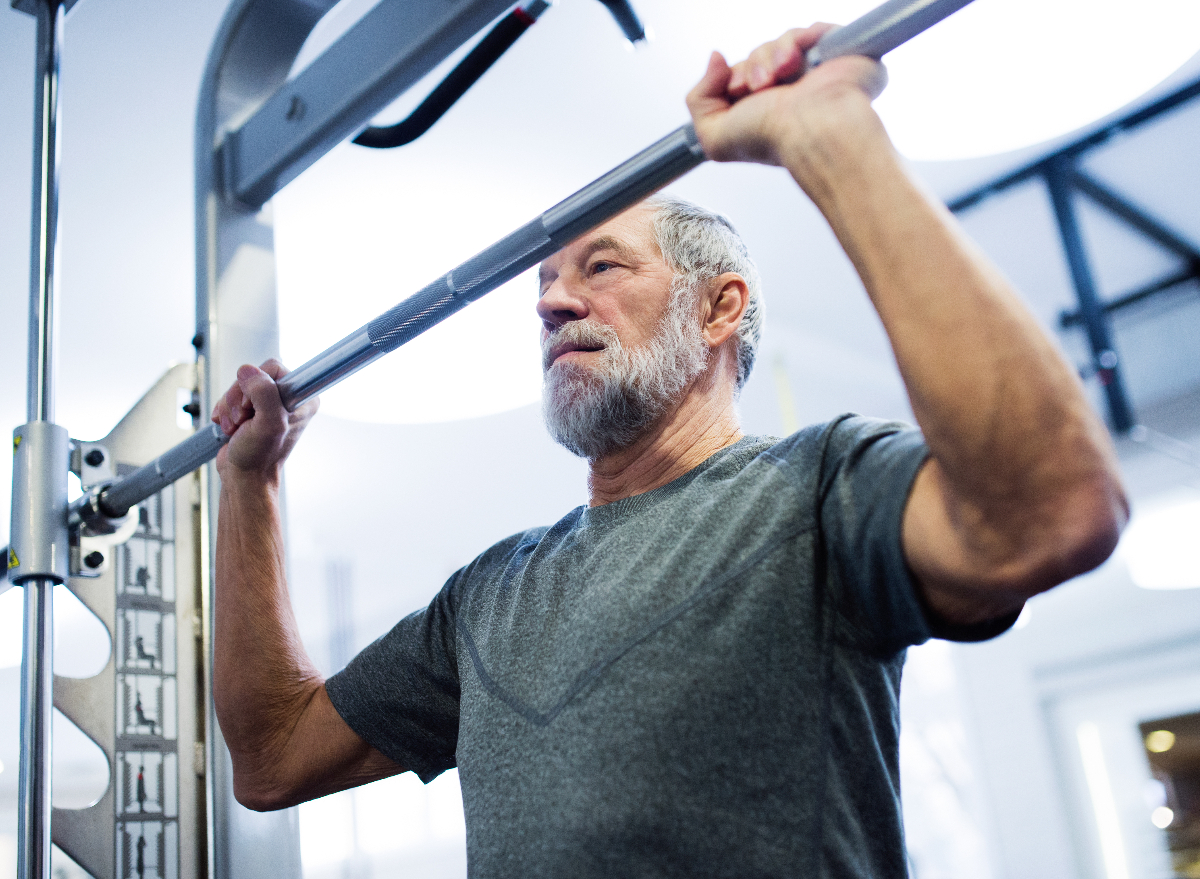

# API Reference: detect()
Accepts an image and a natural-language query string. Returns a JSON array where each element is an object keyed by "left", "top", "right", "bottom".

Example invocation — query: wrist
[
  {"left": 775, "top": 89, "right": 896, "bottom": 205},
  {"left": 217, "top": 461, "right": 283, "bottom": 497}
]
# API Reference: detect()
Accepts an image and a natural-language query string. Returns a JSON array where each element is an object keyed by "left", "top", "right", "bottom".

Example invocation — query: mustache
[{"left": 542, "top": 321, "right": 622, "bottom": 371}]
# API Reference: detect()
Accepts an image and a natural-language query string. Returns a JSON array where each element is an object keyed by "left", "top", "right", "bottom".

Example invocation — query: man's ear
[{"left": 702, "top": 273, "right": 750, "bottom": 349}]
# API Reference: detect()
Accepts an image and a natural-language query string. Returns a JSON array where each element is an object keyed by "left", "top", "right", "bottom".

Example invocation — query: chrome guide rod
[
  {"left": 16, "top": 2, "right": 67, "bottom": 879},
  {"left": 77, "top": 0, "right": 976, "bottom": 525}
]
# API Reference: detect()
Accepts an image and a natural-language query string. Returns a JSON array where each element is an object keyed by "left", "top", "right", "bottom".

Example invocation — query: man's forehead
[{"left": 539, "top": 205, "right": 659, "bottom": 277}]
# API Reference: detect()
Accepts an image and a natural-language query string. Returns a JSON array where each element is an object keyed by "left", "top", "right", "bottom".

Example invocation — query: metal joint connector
[{"left": 69, "top": 483, "right": 130, "bottom": 536}]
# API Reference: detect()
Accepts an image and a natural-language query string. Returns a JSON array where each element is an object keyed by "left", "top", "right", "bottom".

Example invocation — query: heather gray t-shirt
[{"left": 326, "top": 416, "right": 1014, "bottom": 878}]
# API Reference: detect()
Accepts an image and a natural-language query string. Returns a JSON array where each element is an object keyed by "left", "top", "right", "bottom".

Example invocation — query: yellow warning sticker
[
  {"left": 12, "top": 435, "right": 20, "bottom": 452},
  {"left": 7, "top": 549, "right": 17, "bottom": 570}
]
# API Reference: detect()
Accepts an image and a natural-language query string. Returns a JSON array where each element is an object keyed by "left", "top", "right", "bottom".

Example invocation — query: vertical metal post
[
  {"left": 26, "top": 0, "right": 62, "bottom": 427},
  {"left": 17, "top": 3, "right": 65, "bottom": 879},
  {"left": 17, "top": 580, "right": 53, "bottom": 879},
  {"left": 1044, "top": 156, "right": 1136, "bottom": 433}
]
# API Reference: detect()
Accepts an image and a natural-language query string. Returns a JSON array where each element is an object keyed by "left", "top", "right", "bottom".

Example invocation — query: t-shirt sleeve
[
  {"left": 325, "top": 572, "right": 462, "bottom": 783},
  {"left": 816, "top": 415, "right": 1019, "bottom": 653}
]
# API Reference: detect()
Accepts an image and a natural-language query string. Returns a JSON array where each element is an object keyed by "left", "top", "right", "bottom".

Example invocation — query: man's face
[
  {"left": 536, "top": 206, "right": 710, "bottom": 459},
  {"left": 536, "top": 206, "right": 678, "bottom": 369}
]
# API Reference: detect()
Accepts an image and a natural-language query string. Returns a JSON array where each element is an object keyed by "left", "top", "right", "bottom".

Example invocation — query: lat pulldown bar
[{"left": 74, "top": 0, "right": 976, "bottom": 531}]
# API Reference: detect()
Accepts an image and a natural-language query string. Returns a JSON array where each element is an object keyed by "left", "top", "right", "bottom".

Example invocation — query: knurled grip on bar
[
  {"left": 543, "top": 124, "right": 706, "bottom": 244},
  {"left": 94, "top": 423, "right": 228, "bottom": 518},
  {"left": 450, "top": 217, "right": 558, "bottom": 302},
  {"left": 85, "top": 0, "right": 976, "bottom": 522},
  {"left": 367, "top": 276, "right": 464, "bottom": 354}
]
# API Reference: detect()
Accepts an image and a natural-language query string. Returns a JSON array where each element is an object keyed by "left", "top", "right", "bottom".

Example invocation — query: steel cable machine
[{"left": 5, "top": 0, "right": 975, "bottom": 876}]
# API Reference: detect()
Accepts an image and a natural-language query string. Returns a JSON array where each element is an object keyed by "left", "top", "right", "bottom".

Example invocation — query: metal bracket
[
  {"left": 73, "top": 440, "right": 115, "bottom": 488},
  {"left": 66, "top": 441, "right": 135, "bottom": 577}
]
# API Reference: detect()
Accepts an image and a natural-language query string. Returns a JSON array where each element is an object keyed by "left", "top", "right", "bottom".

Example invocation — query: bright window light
[
  {"left": 638, "top": 0, "right": 1200, "bottom": 160},
  {"left": 698, "top": 0, "right": 1200, "bottom": 161},
  {"left": 868, "top": 0, "right": 1200, "bottom": 160},
  {"left": 1151, "top": 806, "right": 1174, "bottom": 829},
  {"left": 299, "top": 790, "right": 356, "bottom": 869},
  {"left": 1119, "top": 496, "right": 1200, "bottom": 591},
  {"left": 299, "top": 770, "right": 466, "bottom": 872},
  {"left": 0, "top": 584, "right": 113, "bottom": 675},
  {"left": 1077, "top": 722, "right": 1130, "bottom": 879},
  {"left": 275, "top": 150, "right": 550, "bottom": 425},
  {"left": 52, "top": 708, "right": 111, "bottom": 810}
]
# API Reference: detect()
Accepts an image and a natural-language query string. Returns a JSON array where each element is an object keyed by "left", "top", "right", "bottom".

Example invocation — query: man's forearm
[
  {"left": 784, "top": 103, "right": 1126, "bottom": 600},
  {"left": 213, "top": 471, "right": 324, "bottom": 791}
]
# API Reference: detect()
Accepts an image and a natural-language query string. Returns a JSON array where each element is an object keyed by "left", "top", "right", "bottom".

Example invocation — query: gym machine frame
[{"left": 8, "top": 0, "right": 976, "bottom": 876}]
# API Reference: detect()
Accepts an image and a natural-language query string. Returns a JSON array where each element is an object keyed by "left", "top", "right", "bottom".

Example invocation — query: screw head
[
  {"left": 84, "top": 449, "right": 105, "bottom": 467},
  {"left": 84, "top": 550, "right": 104, "bottom": 569}
]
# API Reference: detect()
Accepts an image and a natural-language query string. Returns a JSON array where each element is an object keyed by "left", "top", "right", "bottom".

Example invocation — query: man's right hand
[{"left": 211, "top": 359, "right": 319, "bottom": 481}]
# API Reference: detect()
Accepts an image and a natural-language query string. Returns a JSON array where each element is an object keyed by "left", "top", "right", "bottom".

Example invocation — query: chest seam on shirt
[{"left": 456, "top": 522, "right": 818, "bottom": 727}]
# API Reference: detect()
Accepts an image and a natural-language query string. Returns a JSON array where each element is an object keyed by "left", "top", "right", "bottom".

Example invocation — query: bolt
[
  {"left": 286, "top": 95, "right": 306, "bottom": 122},
  {"left": 84, "top": 551, "right": 104, "bottom": 569},
  {"left": 84, "top": 449, "right": 105, "bottom": 467}
]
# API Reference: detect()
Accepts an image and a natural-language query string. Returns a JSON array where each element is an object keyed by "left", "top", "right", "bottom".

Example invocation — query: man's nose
[{"left": 536, "top": 278, "right": 590, "bottom": 332}]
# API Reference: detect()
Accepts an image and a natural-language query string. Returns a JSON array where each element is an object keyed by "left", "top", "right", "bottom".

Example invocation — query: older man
[{"left": 211, "top": 26, "right": 1127, "bottom": 878}]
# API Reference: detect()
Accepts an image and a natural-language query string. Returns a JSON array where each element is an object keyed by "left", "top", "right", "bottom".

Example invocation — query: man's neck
[{"left": 586, "top": 381, "right": 744, "bottom": 507}]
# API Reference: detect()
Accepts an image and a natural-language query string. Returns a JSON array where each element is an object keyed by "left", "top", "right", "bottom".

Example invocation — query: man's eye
[{"left": 592, "top": 261, "right": 614, "bottom": 274}]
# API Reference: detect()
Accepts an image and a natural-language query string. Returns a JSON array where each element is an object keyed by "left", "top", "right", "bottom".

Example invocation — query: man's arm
[
  {"left": 688, "top": 29, "right": 1129, "bottom": 626},
  {"left": 212, "top": 360, "right": 402, "bottom": 810}
]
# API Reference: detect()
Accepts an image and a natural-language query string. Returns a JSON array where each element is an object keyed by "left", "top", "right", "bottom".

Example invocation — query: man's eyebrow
[
  {"left": 581, "top": 235, "right": 640, "bottom": 266},
  {"left": 538, "top": 234, "right": 643, "bottom": 289}
]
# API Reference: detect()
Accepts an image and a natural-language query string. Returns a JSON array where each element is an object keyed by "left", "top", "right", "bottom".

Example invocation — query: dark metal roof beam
[
  {"left": 1044, "top": 156, "right": 1136, "bottom": 432},
  {"left": 1059, "top": 267, "right": 1199, "bottom": 328},
  {"left": 1071, "top": 168, "right": 1200, "bottom": 265},
  {"left": 947, "top": 74, "right": 1200, "bottom": 214}
]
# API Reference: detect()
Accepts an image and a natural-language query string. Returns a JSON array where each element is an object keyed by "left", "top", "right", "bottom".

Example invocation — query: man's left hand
[{"left": 687, "top": 26, "right": 888, "bottom": 169}]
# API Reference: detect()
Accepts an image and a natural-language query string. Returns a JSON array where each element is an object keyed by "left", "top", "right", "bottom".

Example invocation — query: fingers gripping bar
[{"left": 76, "top": 0, "right": 974, "bottom": 525}]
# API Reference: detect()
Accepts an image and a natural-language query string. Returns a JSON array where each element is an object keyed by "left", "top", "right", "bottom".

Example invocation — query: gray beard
[{"left": 541, "top": 286, "right": 709, "bottom": 460}]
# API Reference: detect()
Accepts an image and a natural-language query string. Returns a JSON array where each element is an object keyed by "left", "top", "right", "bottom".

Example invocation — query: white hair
[{"left": 647, "top": 196, "right": 764, "bottom": 389}]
